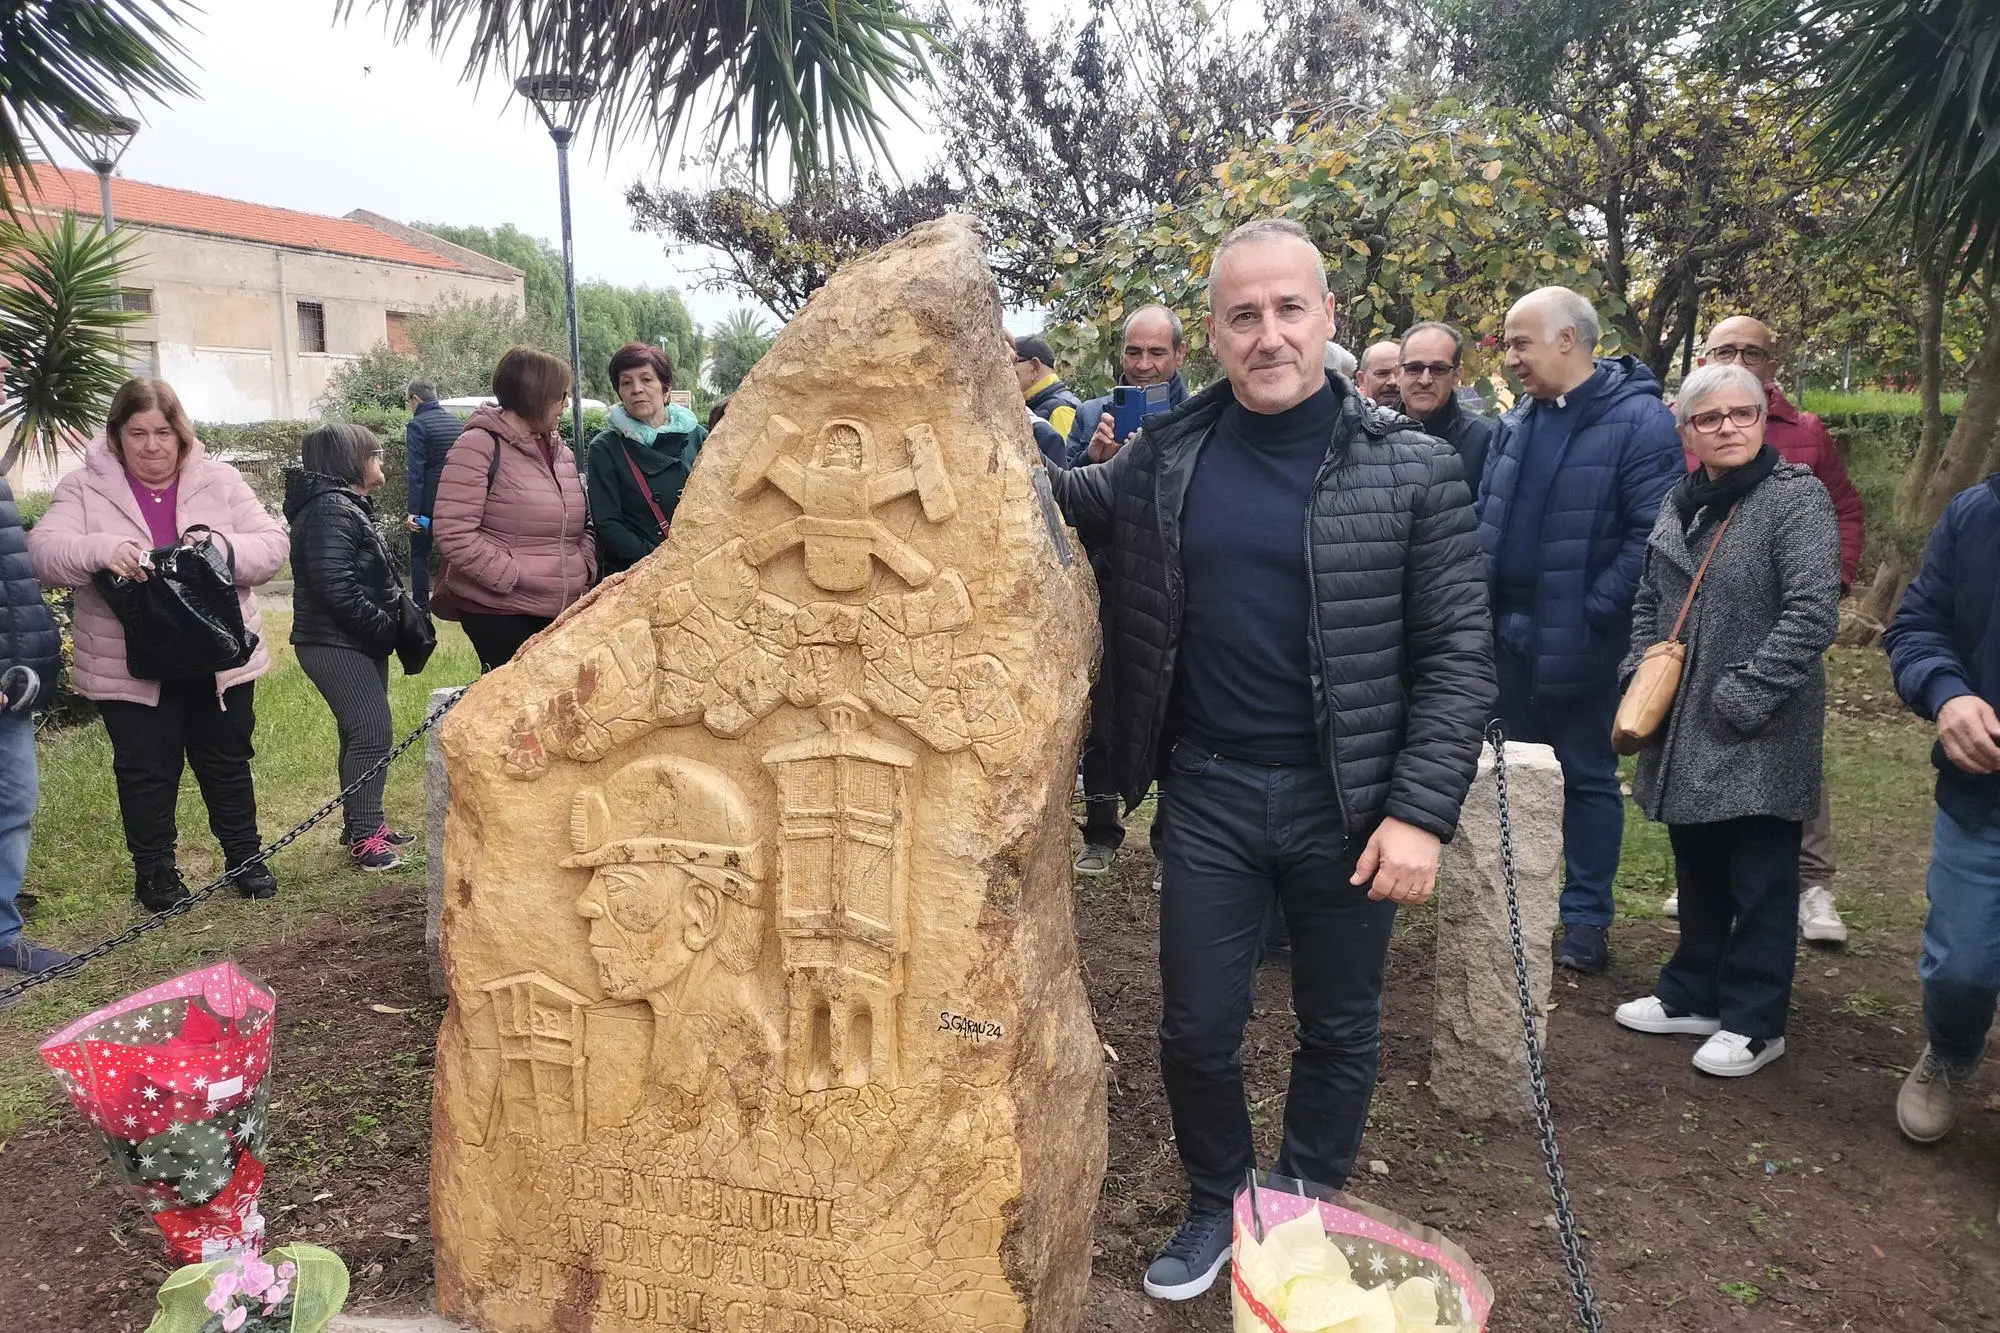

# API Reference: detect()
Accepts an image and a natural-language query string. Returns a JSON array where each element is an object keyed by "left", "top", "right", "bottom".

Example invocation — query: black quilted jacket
[
  {"left": 284, "top": 470, "right": 400, "bottom": 656},
  {"left": 1047, "top": 371, "right": 1496, "bottom": 841},
  {"left": 0, "top": 476, "right": 59, "bottom": 709}
]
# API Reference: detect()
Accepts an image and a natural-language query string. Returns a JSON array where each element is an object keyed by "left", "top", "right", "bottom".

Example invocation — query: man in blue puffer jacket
[
  {"left": 1479, "top": 287, "right": 1684, "bottom": 974},
  {"left": 0, "top": 472, "right": 73, "bottom": 983}
]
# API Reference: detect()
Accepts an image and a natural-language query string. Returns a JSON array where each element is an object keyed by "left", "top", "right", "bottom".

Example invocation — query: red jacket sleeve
[{"left": 1806, "top": 417, "right": 1866, "bottom": 589}]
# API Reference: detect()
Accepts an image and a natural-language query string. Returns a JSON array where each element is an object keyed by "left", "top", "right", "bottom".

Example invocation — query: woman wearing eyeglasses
[{"left": 1611, "top": 362, "right": 1840, "bottom": 1078}]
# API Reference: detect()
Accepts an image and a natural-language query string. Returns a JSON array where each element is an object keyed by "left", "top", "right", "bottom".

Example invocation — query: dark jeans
[
  {"left": 98, "top": 681, "right": 262, "bottom": 878},
  {"left": 408, "top": 529, "right": 431, "bottom": 612},
  {"left": 1079, "top": 666, "right": 1124, "bottom": 851},
  {"left": 1156, "top": 742, "right": 1395, "bottom": 1214},
  {"left": 460, "top": 612, "right": 552, "bottom": 673},
  {"left": 1494, "top": 612, "right": 1623, "bottom": 927},
  {"left": 1656, "top": 817, "right": 1802, "bottom": 1039},
  {"left": 297, "top": 645, "right": 392, "bottom": 843}
]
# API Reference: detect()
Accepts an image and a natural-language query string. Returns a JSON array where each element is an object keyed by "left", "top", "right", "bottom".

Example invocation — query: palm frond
[
  {"left": 0, "top": 2, "right": 197, "bottom": 214},
  {"left": 1799, "top": 0, "right": 2000, "bottom": 282},
  {"left": 339, "top": 0, "right": 933, "bottom": 183},
  {"left": 0, "top": 214, "right": 143, "bottom": 473}
]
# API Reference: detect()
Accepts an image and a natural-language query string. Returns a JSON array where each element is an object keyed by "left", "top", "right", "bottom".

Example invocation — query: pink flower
[
  {"left": 237, "top": 1258, "right": 276, "bottom": 1294},
  {"left": 262, "top": 1281, "right": 289, "bottom": 1307},
  {"left": 211, "top": 1272, "right": 239, "bottom": 1300},
  {"left": 276, "top": 1261, "right": 297, "bottom": 1280},
  {"left": 203, "top": 1288, "right": 229, "bottom": 1315},
  {"left": 222, "top": 1306, "right": 247, "bottom": 1332}
]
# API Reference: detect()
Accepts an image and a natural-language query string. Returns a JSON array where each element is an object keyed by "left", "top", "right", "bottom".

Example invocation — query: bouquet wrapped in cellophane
[
  {"left": 1232, "top": 1171, "right": 1494, "bottom": 1332},
  {"left": 40, "top": 962, "right": 276, "bottom": 1264}
]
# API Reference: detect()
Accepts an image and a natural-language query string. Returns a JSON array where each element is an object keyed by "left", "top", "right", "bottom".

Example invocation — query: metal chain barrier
[
  {"left": 1488, "top": 718, "right": 1605, "bottom": 1332},
  {"left": 0, "top": 687, "right": 467, "bottom": 1007}
]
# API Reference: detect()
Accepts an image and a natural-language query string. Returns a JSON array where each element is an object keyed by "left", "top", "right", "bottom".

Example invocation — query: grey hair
[
  {"left": 1401, "top": 321, "right": 1466, "bottom": 366},
  {"left": 1673, "top": 363, "right": 1768, "bottom": 425},
  {"left": 1123, "top": 303, "right": 1185, "bottom": 349},
  {"left": 1323, "top": 342, "right": 1357, "bottom": 374},
  {"left": 406, "top": 378, "right": 437, "bottom": 403},
  {"left": 301, "top": 422, "right": 384, "bottom": 485},
  {"left": 1210, "top": 219, "right": 1330, "bottom": 309},
  {"left": 1527, "top": 287, "right": 1601, "bottom": 351}
]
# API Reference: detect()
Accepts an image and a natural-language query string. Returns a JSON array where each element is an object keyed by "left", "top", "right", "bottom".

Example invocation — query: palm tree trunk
[{"left": 1918, "top": 305, "right": 2000, "bottom": 525}]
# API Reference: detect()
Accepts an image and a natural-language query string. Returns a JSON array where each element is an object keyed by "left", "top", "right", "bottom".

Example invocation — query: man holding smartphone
[{"left": 1074, "top": 305, "right": 1193, "bottom": 465}]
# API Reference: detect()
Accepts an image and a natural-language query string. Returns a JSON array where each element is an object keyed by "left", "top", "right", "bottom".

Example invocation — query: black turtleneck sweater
[{"left": 1170, "top": 383, "right": 1339, "bottom": 766}]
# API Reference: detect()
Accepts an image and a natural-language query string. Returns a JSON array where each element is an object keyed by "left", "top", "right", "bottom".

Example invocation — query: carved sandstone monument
[{"left": 429, "top": 218, "right": 1107, "bottom": 1333}]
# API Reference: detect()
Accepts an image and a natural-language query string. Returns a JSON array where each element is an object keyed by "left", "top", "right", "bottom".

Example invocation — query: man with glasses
[
  {"left": 1665, "top": 315, "right": 1867, "bottom": 945},
  {"left": 1399, "top": 322, "right": 1497, "bottom": 499}
]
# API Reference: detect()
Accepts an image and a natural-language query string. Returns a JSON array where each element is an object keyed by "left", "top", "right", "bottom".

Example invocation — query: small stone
[{"left": 1368, "top": 1159, "right": 1391, "bottom": 1177}]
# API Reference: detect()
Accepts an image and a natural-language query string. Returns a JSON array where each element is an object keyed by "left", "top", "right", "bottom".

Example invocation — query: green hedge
[{"left": 1817, "top": 410, "right": 1951, "bottom": 573}]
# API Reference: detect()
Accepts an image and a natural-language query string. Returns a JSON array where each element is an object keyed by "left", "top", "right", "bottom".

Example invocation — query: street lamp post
[
  {"left": 67, "top": 115, "right": 140, "bottom": 233},
  {"left": 515, "top": 74, "right": 597, "bottom": 449}
]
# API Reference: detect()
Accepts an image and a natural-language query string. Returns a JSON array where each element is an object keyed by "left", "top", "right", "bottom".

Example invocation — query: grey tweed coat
[{"left": 1623, "top": 461, "right": 1841, "bottom": 826}]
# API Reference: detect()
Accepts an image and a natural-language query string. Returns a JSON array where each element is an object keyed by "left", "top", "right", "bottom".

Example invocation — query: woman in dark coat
[
  {"left": 1613, "top": 362, "right": 1841, "bottom": 1077},
  {"left": 286, "top": 423, "right": 411, "bottom": 872},
  {"left": 584, "top": 342, "right": 706, "bottom": 578}
]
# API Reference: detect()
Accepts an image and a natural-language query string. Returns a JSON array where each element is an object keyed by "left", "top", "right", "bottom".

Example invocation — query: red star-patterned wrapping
[{"left": 39, "top": 962, "right": 276, "bottom": 1263}]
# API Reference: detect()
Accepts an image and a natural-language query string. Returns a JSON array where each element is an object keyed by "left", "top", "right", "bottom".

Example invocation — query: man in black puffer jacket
[
  {"left": 0, "top": 473, "right": 73, "bottom": 979},
  {"left": 1048, "top": 219, "right": 1493, "bottom": 1302}
]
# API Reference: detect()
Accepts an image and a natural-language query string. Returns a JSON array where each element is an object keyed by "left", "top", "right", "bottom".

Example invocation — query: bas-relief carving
[{"left": 433, "top": 218, "right": 1103, "bottom": 1333}]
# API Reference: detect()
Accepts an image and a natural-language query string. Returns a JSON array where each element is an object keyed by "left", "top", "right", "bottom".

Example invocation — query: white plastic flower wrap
[{"left": 1232, "top": 1172, "right": 1494, "bottom": 1333}]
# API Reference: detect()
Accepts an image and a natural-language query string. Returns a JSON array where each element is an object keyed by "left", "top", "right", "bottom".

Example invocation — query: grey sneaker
[
  {"left": 1075, "top": 844, "right": 1116, "bottom": 876},
  {"left": 1898, "top": 1044, "right": 1980, "bottom": 1144},
  {"left": 1142, "top": 1208, "right": 1232, "bottom": 1301}
]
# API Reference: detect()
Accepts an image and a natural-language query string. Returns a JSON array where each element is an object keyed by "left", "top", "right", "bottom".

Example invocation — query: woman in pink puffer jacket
[
  {"left": 28, "top": 379, "right": 288, "bottom": 911},
  {"left": 431, "top": 346, "right": 594, "bottom": 671}
]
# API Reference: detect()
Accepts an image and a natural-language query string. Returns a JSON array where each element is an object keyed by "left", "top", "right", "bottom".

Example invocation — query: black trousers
[
  {"left": 460, "top": 612, "right": 552, "bottom": 673},
  {"left": 1657, "top": 816, "right": 1803, "bottom": 1040},
  {"left": 98, "top": 681, "right": 262, "bottom": 877},
  {"left": 297, "top": 645, "right": 392, "bottom": 843},
  {"left": 407, "top": 530, "right": 431, "bottom": 612},
  {"left": 1078, "top": 665, "right": 1125, "bottom": 850},
  {"left": 1155, "top": 742, "right": 1395, "bottom": 1214}
]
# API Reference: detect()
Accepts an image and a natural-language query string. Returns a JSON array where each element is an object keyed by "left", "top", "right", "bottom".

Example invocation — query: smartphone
[{"left": 1111, "top": 383, "right": 1172, "bottom": 440}]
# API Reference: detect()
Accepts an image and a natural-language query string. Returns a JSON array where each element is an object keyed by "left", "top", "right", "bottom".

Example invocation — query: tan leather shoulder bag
[{"left": 1611, "top": 509, "right": 1735, "bottom": 756}]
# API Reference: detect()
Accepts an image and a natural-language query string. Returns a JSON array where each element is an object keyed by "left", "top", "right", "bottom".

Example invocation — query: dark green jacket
[{"left": 584, "top": 410, "right": 706, "bottom": 577}]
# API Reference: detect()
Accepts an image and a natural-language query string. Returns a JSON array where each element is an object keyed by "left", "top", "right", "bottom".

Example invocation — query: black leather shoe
[
  {"left": 231, "top": 860, "right": 278, "bottom": 900},
  {"left": 135, "top": 865, "right": 191, "bottom": 913}
]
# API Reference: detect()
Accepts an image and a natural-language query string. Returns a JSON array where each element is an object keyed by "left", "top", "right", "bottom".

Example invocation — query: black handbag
[
  {"left": 395, "top": 591, "right": 437, "bottom": 675},
  {"left": 92, "top": 526, "right": 258, "bottom": 682}
]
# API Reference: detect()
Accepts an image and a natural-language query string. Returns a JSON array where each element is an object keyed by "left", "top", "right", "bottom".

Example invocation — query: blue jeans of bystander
[
  {"left": 1919, "top": 808, "right": 2000, "bottom": 1067},
  {"left": 0, "top": 711, "right": 35, "bottom": 948}
]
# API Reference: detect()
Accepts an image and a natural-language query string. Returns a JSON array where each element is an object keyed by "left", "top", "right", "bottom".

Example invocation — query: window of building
[
  {"left": 122, "top": 341, "right": 159, "bottom": 377},
  {"left": 118, "top": 289, "right": 154, "bottom": 314},
  {"left": 296, "top": 301, "right": 327, "bottom": 354},
  {"left": 385, "top": 310, "right": 414, "bottom": 356}
]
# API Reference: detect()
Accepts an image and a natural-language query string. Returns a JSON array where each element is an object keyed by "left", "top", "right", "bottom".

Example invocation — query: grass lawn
[
  {"left": 1801, "top": 388, "right": 1967, "bottom": 416},
  {"left": 0, "top": 611, "right": 481, "bottom": 1137}
]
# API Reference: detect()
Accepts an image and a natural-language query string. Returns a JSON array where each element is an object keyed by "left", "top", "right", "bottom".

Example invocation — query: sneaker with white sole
[
  {"left": 349, "top": 830, "right": 407, "bottom": 872},
  {"left": 1693, "top": 1031, "right": 1785, "bottom": 1077},
  {"left": 1799, "top": 885, "right": 1847, "bottom": 945},
  {"left": 1615, "top": 995, "right": 1722, "bottom": 1036},
  {"left": 1662, "top": 894, "right": 1679, "bottom": 919},
  {"left": 1143, "top": 1208, "right": 1232, "bottom": 1300}
]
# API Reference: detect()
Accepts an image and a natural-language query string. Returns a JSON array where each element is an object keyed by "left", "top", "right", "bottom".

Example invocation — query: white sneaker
[
  {"left": 1799, "top": 885, "right": 1847, "bottom": 945},
  {"left": 1662, "top": 894, "right": 1679, "bottom": 919},
  {"left": 1615, "top": 995, "right": 1721, "bottom": 1036},
  {"left": 1693, "top": 1031, "right": 1785, "bottom": 1077}
]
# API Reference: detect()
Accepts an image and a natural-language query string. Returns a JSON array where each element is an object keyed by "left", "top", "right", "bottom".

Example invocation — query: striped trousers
[{"left": 296, "top": 644, "right": 392, "bottom": 844}]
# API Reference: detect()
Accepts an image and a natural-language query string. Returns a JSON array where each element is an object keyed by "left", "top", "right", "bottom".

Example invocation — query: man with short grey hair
[
  {"left": 1073, "top": 303, "right": 1193, "bottom": 466},
  {"left": 1358, "top": 339, "right": 1403, "bottom": 407},
  {"left": 1049, "top": 216, "right": 1492, "bottom": 1302},
  {"left": 1399, "top": 321, "right": 1496, "bottom": 497},
  {"left": 1478, "top": 286, "right": 1682, "bottom": 974}
]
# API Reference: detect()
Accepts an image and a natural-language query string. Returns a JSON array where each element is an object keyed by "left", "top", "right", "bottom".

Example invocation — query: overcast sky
[{"left": 102, "top": 0, "right": 955, "bottom": 328}]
